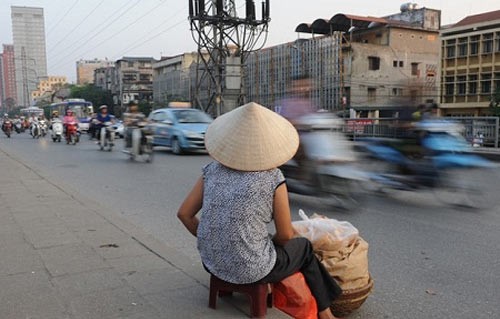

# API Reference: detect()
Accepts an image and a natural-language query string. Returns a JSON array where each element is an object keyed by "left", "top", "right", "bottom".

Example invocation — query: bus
[{"left": 50, "top": 99, "right": 94, "bottom": 132}]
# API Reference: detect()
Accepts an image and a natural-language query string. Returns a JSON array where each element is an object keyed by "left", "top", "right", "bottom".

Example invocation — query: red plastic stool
[{"left": 209, "top": 274, "right": 273, "bottom": 318}]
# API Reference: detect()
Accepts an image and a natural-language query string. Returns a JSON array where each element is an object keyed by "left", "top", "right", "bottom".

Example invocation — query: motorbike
[
  {"left": 99, "top": 121, "right": 115, "bottom": 151},
  {"left": 357, "top": 119, "right": 497, "bottom": 208},
  {"left": 14, "top": 119, "right": 24, "bottom": 133},
  {"left": 2, "top": 119, "right": 13, "bottom": 138},
  {"left": 51, "top": 118, "right": 64, "bottom": 143},
  {"left": 65, "top": 121, "right": 79, "bottom": 145},
  {"left": 39, "top": 119, "right": 48, "bottom": 137},
  {"left": 123, "top": 123, "right": 154, "bottom": 162},
  {"left": 31, "top": 122, "right": 42, "bottom": 139},
  {"left": 280, "top": 112, "right": 365, "bottom": 209}
]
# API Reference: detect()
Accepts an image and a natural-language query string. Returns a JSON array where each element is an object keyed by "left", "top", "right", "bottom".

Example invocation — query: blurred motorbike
[
  {"left": 31, "top": 122, "right": 41, "bottom": 139},
  {"left": 357, "top": 119, "right": 497, "bottom": 208},
  {"left": 280, "top": 112, "right": 365, "bottom": 209},
  {"left": 98, "top": 121, "right": 115, "bottom": 151},
  {"left": 14, "top": 119, "right": 24, "bottom": 133},
  {"left": 51, "top": 118, "right": 63, "bottom": 143},
  {"left": 65, "top": 121, "right": 79, "bottom": 145},
  {"left": 39, "top": 119, "right": 48, "bottom": 137},
  {"left": 123, "top": 122, "right": 153, "bottom": 162},
  {"left": 2, "top": 119, "right": 13, "bottom": 138}
]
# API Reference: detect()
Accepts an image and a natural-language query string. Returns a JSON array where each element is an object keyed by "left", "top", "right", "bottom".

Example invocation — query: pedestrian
[{"left": 177, "top": 102, "right": 342, "bottom": 319}]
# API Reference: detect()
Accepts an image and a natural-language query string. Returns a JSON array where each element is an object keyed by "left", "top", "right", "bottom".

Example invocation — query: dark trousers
[{"left": 259, "top": 237, "right": 342, "bottom": 311}]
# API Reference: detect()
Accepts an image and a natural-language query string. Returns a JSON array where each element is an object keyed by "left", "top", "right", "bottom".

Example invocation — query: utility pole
[{"left": 188, "top": 0, "right": 270, "bottom": 116}]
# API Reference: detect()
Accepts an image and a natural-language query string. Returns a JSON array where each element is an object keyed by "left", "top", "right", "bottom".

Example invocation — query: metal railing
[{"left": 343, "top": 116, "right": 500, "bottom": 147}]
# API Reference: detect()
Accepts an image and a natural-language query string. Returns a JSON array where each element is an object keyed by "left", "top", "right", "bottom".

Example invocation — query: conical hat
[{"left": 205, "top": 102, "right": 299, "bottom": 171}]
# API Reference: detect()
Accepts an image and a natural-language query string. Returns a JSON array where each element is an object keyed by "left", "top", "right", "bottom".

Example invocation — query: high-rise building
[
  {"left": 76, "top": 59, "right": 114, "bottom": 85},
  {"left": 11, "top": 6, "right": 48, "bottom": 107},
  {"left": 1, "top": 44, "right": 17, "bottom": 111}
]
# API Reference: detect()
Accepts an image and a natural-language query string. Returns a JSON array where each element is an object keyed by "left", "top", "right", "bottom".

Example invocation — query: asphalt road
[{"left": 1, "top": 132, "right": 499, "bottom": 319}]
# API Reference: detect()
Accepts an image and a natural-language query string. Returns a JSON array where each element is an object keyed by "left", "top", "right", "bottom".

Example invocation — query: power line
[
  {"left": 46, "top": 0, "right": 80, "bottom": 36},
  {"left": 48, "top": 0, "right": 142, "bottom": 58},
  {"left": 47, "top": 0, "right": 106, "bottom": 53},
  {"left": 50, "top": 1, "right": 176, "bottom": 71}
]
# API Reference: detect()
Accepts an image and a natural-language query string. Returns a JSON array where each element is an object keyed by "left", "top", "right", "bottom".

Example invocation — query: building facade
[
  {"left": 76, "top": 59, "right": 114, "bottom": 85},
  {"left": 245, "top": 5, "right": 441, "bottom": 118},
  {"left": 1, "top": 44, "right": 17, "bottom": 111},
  {"left": 440, "top": 10, "right": 500, "bottom": 116},
  {"left": 114, "top": 57, "right": 156, "bottom": 111},
  {"left": 93, "top": 66, "right": 117, "bottom": 92},
  {"left": 152, "top": 52, "right": 200, "bottom": 106},
  {"left": 11, "top": 6, "right": 48, "bottom": 107},
  {"left": 31, "top": 76, "right": 67, "bottom": 104}
]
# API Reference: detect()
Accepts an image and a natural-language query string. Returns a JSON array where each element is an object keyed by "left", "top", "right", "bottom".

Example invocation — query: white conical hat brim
[{"left": 205, "top": 102, "right": 299, "bottom": 171}]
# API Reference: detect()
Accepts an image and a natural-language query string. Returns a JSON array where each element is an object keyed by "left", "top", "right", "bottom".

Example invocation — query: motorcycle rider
[
  {"left": 2, "top": 113, "right": 11, "bottom": 132},
  {"left": 63, "top": 109, "right": 78, "bottom": 130},
  {"left": 95, "top": 105, "right": 113, "bottom": 144},
  {"left": 123, "top": 100, "right": 147, "bottom": 149}
]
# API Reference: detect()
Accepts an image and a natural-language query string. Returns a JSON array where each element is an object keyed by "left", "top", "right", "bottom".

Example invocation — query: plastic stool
[{"left": 209, "top": 274, "right": 273, "bottom": 318}]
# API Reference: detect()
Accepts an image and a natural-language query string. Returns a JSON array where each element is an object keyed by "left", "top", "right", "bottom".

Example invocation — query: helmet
[
  {"left": 3, "top": 113, "right": 8, "bottom": 117},
  {"left": 52, "top": 110, "right": 59, "bottom": 116},
  {"left": 66, "top": 109, "right": 73, "bottom": 114},
  {"left": 99, "top": 105, "right": 108, "bottom": 110}
]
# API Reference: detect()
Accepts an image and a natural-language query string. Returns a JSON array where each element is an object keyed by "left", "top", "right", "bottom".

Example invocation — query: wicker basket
[{"left": 330, "top": 277, "right": 374, "bottom": 317}]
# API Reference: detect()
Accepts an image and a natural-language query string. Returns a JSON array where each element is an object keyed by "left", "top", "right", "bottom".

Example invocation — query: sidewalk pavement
[{"left": 0, "top": 149, "right": 290, "bottom": 319}]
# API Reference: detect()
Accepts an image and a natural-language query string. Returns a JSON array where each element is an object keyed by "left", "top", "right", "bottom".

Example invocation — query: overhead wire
[
  {"left": 50, "top": 1, "right": 176, "bottom": 71},
  {"left": 48, "top": 0, "right": 142, "bottom": 59},
  {"left": 46, "top": 0, "right": 80, "bottom": 36},
  {"left": 47, "top": 0, "right": 106, "bottom": 53}
]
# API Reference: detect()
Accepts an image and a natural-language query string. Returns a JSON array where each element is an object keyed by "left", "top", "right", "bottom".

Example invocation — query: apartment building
[
  {"left": 440, "top": 10, "right": 500, "bottom": 116},
  {"left": 1, "top": 44, "right": 17, "bottom": 110},
  {"left": 76, "top": 59, "right": 114, "bottom": 85},
  {"left": 114, "top": 57, "right": 156, "bottom": 109},
  {"left": 31, "top": 76, "right": 67, "bottom": 103},
  {"left": 246, "top": 4, "right": 441, "bottom": 118},
  {"left": 11, "top": 6, "right": 48, "bottom": 107},
  {"left": 94, "top": 66, "right": 117, "bottom": 92}
]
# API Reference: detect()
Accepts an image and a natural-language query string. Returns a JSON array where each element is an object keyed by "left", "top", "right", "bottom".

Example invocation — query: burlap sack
[{"left": 316, "top": 236, "right": 370, "bottom": 291}]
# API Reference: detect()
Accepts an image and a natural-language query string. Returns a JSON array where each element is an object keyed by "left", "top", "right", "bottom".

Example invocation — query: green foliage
[
  {"left": 489, "top": 86, "right": 500, "bottom": 117},
  {"left": 69, "top": 84, "right": 114, "bottom": 113},
  {"left": 138, "top": 100, "right": 153, "bottom": 117}
]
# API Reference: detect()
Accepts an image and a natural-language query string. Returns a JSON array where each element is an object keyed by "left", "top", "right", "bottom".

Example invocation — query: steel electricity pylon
[{"left": 188, "top": 0, "right": 270, "bottom": 116}]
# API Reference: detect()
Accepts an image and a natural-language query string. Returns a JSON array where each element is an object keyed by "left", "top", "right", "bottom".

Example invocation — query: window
[
  {"left": 482, "top": 33, "right": 493, "bottom": 54},
  {"left": 409, "top": 63, "right": 418, "bottom": 76},
  {"left": 496, "top": 34, "right": 500, "bottom": 52},
  {"left": 458, "top": 38, "right": 468, "bottom": 56},
  {"left": 445, "top": 76, "right": 454, "bottom": 96},
  {"left": 468, "top": 75, "right": 477, "bottom": 94},
  {"left": 481, "top": 74, "right": 492, "bottom": 94},
  {"left": 457, "top": 76, "right": 466, "bottom": 95},
  {"left": 367, "top": 88, "right": 376, "bottom": 102},
  {"left": 368, "top": 56, "right": 380, "bottom": 70},
  {"left": 399, "top": 61, "right": 404, "bottom": 67},
  {"left": 392, "top": 88, "right": 403, "bottom": 96},
  {"left": 446, "top": 46, "right": 455, "bottom": 58},
  {"left": 470, "top": 36, "right": 479, "bottom": 55},
  {"left": 393, "top": 60, "right": 398, "bottom": 67}
]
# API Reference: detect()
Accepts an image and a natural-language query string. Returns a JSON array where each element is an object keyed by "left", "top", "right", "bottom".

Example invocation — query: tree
[
  {"left": 69, "top": 84, "right": 114, "bottom": 114},
  {"left": 489, "top": 86, "right": 500, "bottom": 117}
]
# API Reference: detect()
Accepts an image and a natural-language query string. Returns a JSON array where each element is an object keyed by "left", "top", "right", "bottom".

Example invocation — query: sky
[{"left": 1, "top": 0, "right": 499, "bottom": 83}]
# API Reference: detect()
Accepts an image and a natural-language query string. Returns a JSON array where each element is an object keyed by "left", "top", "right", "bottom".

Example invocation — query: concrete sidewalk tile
[
  {"left": 0, "top": 242, "right": 45, "bottom": 275},
  {"left": 93, "top": 239, "right": 152, "bottom": 260},
  {"left": 74, "top": 223, "right": 131, "bottom": 246},
  {"left": 0, "top": 223, "right": 27, "bottom": 247},
  {"left": 12, "top": 209, "right": 60, "bottom": 225},
  {"left": 144, "top": 286, "right": 247, "bottom": 318},
  {"left": 123, "top": 268, "right": 199, "bottom": 295},
  {"left": 104, "top": 253, "right": 173, "bottom": 275},
  {"left": 0, "top": 270, "right": 69, "bottom": 319},
  {"left": 52, "top": 268, "right": 126, "bottom": 298},
  {"left": 39, "top": 243, "right": 109, "bottom": 277},
  {"left": 67, "top": 286, "right": 154, "bottom": 319},
  {"left": 22, "top": 222, "right": 81, "bottom": 249}
]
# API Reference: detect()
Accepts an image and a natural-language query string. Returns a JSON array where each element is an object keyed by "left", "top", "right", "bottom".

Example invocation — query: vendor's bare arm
[
  {"left": 177, "top": 177, "right": 203, "bottom": 237},
  {"left": 272, "top": 183, "right": 294, "bottom": 246}
]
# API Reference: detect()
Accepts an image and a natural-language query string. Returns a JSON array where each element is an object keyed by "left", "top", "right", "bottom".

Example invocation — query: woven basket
[{"left": 330, "top": 277, "right": 374, "bottom": 317}]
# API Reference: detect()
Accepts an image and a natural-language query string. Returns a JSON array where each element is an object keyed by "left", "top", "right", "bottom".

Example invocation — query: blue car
[{"left": 148, "top": 107, "right": 213, "bottom": 154}]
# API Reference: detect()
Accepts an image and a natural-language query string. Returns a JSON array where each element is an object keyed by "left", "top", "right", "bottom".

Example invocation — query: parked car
[{"left": 148, "top": 107, "right": 213, "bottom": 154}]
